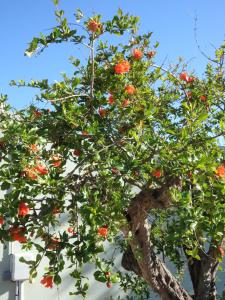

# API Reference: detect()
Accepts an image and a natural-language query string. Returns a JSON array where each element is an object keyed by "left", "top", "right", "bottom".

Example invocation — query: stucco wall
[
  {"left": 0, "top": 241, "right": 130, "bottom": 300},
  {"left": 0, "top": 166, "right": 224, "bottom": 299},
  {"left": 0, "top": 240, "right": 224, "bottom": 300}
]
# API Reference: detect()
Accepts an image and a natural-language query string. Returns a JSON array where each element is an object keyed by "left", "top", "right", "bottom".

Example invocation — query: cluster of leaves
[{"left": 0, "top": 3, "right": 225, "bottom": 298}]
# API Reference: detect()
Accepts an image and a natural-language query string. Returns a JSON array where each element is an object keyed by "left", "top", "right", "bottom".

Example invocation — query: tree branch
[{"left": 90, "top": 34, "right": 95, "bottom": 100}]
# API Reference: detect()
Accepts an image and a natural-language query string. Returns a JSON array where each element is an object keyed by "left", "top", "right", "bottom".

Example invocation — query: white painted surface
[
  {"left": 0, "top": 166, "right": 224, "bottom": 299},
  {"left": 0, "top": 240, "right": 224, "bottom": 299},
  {"left": 10, "top": 252, "right": 35, "bottom": 281}
]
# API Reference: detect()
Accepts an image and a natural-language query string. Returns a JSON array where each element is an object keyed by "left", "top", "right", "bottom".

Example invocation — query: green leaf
[
  {"left": 75, "top": 9, "right": 84, "bottom": 22},
  {"left": 117, "top": 8, "right": 123, "bottom": 17},
  {"left": 110, "top": 273, "right": 120, "bottom": 283},
  {"left": 93, "top": 271, "right": 107, "bottom": 283},
  {"left": 52, "top": 0, "right": 59, "bottom": 5},
  {"left": 195, "top": 113, "right": 208, "bottom": 125},
  {"left": 1, "top": 181, "right": 11, "bottom": 190},
  {"left": 186, "top": 248, "right": 201, "bottom": 260},
  {"left": 30, "top": 269, "right": 37, "bottom": 279},
  {"left": 218, "top": 265, "right": 223, "bottom": 271},
  {"left": 55, "top": 10, "right": 64, "bottom": 18},
  {"left": 54, "top": 274, "right": 62, "bottom": 285}
]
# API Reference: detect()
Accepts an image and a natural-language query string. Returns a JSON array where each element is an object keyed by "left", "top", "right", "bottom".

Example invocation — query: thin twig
[
  {"left": 90, "top": 34, "right": 95, "bottom": 100},
  {"left": 45, "top": 93, "right": 90, "bottom": 103},
  {"left": 194, "top": 16, "right": 217, "bottom": 64}
]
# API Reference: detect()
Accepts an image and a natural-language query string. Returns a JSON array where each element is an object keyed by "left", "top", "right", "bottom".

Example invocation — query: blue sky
[{"left": 0, "top": 0, "right": 224, "bottom": 108}]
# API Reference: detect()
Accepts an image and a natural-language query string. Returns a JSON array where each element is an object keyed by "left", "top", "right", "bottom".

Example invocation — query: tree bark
[
  {"left": 122, "top": 179, "right": 193, "bottom": 300},
  {"left": 184, "top": 254, "right": 201, "bottom": 296},
  {"left": 122, "top": 220, "right": 193, "bottom": 300},
  {"left": 194, "top": 256, "right": 218, "bottom": 300},
  {"left": 184, "top": 243, "right": 220, "bottom": 300},
  {"left": 193, "top": 246, "right": 219, "bottom": 300}
]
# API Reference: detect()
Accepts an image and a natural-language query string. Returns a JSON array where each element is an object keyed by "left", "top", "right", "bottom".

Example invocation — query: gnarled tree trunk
[{"left": 121, "top": 180, "right": 220, "bottom": 300}]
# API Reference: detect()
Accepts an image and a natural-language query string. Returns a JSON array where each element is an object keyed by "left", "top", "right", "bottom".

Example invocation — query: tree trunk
[
  {"left": 122, "top": 219, "right": 193, "bottom": 300},
  {"left": 194, "top": 258, "right": 218, "bottom": 300},
  {"left": 184, "top": 244, "right": 219, "bottom": 300},
  {"left": 122, "top": 180, "right": 193, "bottom": 300}
]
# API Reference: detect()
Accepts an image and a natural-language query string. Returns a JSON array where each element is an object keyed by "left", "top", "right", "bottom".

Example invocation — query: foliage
[{"left": 0, "top": 3, "right": 225, "bottom": 299}]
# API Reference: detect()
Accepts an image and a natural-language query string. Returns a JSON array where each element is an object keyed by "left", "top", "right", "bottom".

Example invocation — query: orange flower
[
  {"left": 51, "top": 154, "right": 62, "bottom": 168},
  {"left": 215, "top": 165, "right": 225, "bottom": 178},
  {"left": 108, "top": 95, "right": 115, "bottom": 105},
  {"left": 187, "top": 76, "right": 195, "bottom": 83},
  {"left": 114, "top": 60, "right": 130, "bottom": 74},
  {"left": 122, "top": 99, "right": 130, "bottom": 108},
  {"left": 29, "top": 144, "right": 39, "bottom": 153},
  {"left": 179, "top": 72, "right": 189, "bottom": 82},
  {"left": 200, "top": 95, "right": 207, "bottom": 102},
  {"left": 40, "top": 275, "right": 53, "bottom": 288},
  {"left": 35, "top": 164, "right": 48, "bottom": 175},
  {"left": 52, "top": 161, "right": 61, "bottom": 167},
  {"left": 98, "top": 227, "right": 108, "bottom": 238},
  {"left": 9, "top": 226, "right": 27, "bottom": 243},
  {"left": 147, "top": 50, "right": 156, "bottom": 59},
  {"left": 0, "top": 216, "right": 4, "bottom": 225},
  {"left": 24, "top": 167, "right": 38, "bottom": 180},
  {"left": 18, "top": 202, "right": 30, "bottom": 217},
  {"left": 114, "top": 63, "right": 125, "bottom": 74},
  {"left": 51, "top": 154, "right": 61, "bottom": 161},
  {"left": 67, "top": 227, "right": 73, "bottom": 233},
  {"left": 98, "top": 107, "right": 107, "bottom": 117},
  {"left": 152, "top": 169, "right": 162, "bottom": 178},
  {"left": 179, "top": 72, "right": 195, "bottom": 83},
  {"left": 87, "top": 19, "right": 101, "bottom": 33},
  {"left": 121, "top": 60, "right": 130, "bottom": 72},
  {"left": 67, "top": 227, "right": 76, "bottom": 235},
  {"left": 132, "top": 48, "right": 143, "bottom": 60},
  {"left": 125, "top": 85, "right": 136, "bottom": 95}
]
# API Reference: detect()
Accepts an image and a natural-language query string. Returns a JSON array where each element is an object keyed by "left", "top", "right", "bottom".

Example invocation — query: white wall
[
  {"left": 1, "top": 241, "right": 224, "bottom": 300},
  {"left": 0, "top": 241, "right": 130, "bottom": 300}
]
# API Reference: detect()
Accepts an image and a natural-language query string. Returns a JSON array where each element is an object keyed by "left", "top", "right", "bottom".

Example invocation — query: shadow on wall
[
  {"left": 52, "top": 242, "right": 135, "bottom": 300},
  {"left": 0, "top": 243, "right": 15, "bottom": 300}
]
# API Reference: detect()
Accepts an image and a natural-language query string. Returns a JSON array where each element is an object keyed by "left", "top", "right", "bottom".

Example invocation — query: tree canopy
[{"left": 0, "top": 5, "right": 224, "bottom": 300}]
